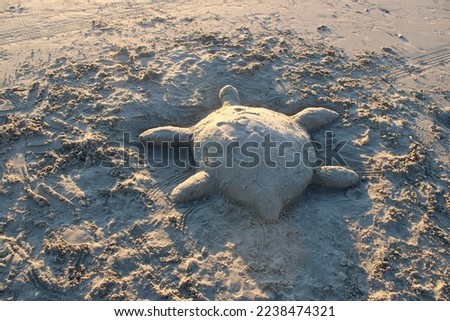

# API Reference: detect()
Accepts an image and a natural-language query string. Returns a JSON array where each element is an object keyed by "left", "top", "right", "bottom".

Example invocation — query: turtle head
[{"left": 219, "top": 85, "right": 241, "bottom": 107}]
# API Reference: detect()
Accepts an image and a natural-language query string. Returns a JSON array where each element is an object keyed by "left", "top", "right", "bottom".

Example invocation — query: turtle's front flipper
[
  {"left": 291, "top": 107, "right": 339, "bottom": 132},
  {"left": 312, "top": 166, "right": 358, "bottom": 188},
  {"left": 139, "top": 126, "right": 192, "bottom": 147},
  {"left": 171, "top": 171, "right": 216, "bottom": 202}
]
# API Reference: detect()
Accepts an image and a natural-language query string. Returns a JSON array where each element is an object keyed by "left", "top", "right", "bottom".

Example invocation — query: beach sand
[{"left": 0, "top": 0, "right": 449, "bottom": 300}]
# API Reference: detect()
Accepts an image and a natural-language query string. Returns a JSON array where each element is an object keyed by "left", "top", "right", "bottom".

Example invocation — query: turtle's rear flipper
[
  {"left": 139, "top": 126, "right": 193, "bottom": 147},
  {"left": 312, "top": 166, "right": 358, "bottom": 188},
  {"left": 171, "top": 171, "right": 215, "bottom": 202},
  {"left": 292, "top": 107, "right": 339, "bottom": 132}
]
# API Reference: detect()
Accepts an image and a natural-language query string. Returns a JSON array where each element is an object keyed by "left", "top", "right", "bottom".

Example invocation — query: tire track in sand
[
  {"left": 0, "top": 4, "right": 151, "bottom": 45},
  {"left": 389, "top": 45, "right": 450, "bottom": 80}
]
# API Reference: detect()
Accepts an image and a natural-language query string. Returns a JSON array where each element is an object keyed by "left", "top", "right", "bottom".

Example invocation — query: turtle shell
[{"left": 191, "top": 105, "right": 314, "bottom": 221}]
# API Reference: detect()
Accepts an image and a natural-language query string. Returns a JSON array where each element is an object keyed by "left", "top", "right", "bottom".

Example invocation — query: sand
[{"left": 0, "top": 0, "right": 449, "bottom": 300}]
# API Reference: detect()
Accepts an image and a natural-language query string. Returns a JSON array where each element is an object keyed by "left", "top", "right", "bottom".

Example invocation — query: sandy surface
[{"left": 0, "top": 0, "right": 449, "bottom": 300}]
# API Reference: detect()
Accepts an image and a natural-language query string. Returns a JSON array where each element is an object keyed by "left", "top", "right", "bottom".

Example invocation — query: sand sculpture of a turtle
[{"left": 140, "top": 85, "right": 358, "bottom": 221}]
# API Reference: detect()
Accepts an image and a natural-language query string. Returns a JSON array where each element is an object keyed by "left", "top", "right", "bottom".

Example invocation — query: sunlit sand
[{"left": 0, "top": 0, "right": 448, "bottom": 300}]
